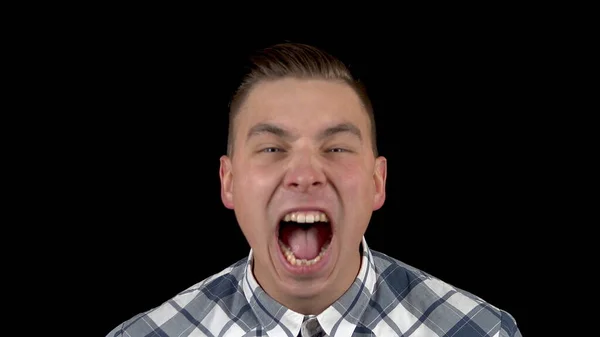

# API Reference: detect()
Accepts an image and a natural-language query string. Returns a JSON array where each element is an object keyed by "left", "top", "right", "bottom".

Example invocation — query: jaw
[{"left": 256, "top": 216, "right": 363, "bottom": 313}]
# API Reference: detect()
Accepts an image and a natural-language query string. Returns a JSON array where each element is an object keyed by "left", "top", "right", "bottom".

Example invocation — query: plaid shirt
[{"left": 107, "top": 238, "right": 521, "bottom": 336}]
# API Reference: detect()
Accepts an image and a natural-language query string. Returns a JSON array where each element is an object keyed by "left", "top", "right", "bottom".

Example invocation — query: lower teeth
[{"left": 278, "top": 240, "right": 329, "bottom": 266}]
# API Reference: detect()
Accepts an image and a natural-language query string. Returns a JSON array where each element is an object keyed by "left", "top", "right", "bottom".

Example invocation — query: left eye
[{"left": 328, "top": 148, "right": 346, "bottom": 153}]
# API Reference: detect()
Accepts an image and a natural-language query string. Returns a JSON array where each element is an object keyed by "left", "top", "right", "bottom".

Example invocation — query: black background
[{"left": 53, "top": 16, "right": 546, "bottom": 336}]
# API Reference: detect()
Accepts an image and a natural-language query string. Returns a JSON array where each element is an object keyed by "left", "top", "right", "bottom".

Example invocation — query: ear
[
  {"left": 219, "top": 155, "right": 234, "bottom": 209},
  {"left": 372, "top": 156, "right": 387, "bottom": 210}
]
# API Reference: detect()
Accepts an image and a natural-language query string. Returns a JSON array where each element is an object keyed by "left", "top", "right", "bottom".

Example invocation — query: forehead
[{"left": 235, "top": 78, "right": 369, "bottom": 133}]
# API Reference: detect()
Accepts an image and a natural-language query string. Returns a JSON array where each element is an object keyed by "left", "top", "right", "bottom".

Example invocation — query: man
[{"left": 107, "top": 42, "right": 521, "bottom": 336}]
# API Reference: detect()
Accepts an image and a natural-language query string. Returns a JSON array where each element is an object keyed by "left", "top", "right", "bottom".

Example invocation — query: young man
[{"left": 107, "top": 43, "right": 521, "bottom": 337}]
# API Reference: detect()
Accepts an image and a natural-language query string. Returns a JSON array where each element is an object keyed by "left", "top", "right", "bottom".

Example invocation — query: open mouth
[{"left": 277, "top": 211, "right": 333, "bottom": 267}]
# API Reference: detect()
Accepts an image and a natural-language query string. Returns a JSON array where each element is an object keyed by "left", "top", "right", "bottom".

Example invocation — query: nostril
[{"left": 285, "top": 174, "right": 325, "bottom": 191}]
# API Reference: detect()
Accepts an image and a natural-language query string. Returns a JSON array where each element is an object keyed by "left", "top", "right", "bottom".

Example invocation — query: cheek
[
  {"left": 332, "top": 161, "right": 372, "bottom": 193},
  {"left": 330, "top": 161, "right": 376, "bottom": 221},
  {"left": 233, "top": 165, "right": 278, "bottom": 202},
  {"left": 233, "top": 168, "right": 279, "bottom": 246}
]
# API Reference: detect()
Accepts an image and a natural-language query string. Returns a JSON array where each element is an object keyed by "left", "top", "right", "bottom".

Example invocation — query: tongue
[{"left": 281, "top": 223, "right": 330, "bottom": 260}]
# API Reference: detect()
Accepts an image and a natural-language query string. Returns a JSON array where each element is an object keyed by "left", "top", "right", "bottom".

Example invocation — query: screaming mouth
[{"left": 278, "top": 211, "right": 332, "bottom": 267}]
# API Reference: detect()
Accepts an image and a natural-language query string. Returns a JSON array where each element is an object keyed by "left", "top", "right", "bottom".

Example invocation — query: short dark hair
[{"left": 227, "top": 42, "right": 378, "bottom": 157}]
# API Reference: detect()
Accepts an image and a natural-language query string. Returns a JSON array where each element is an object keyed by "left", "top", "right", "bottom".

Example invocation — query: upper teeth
[{"left": 283, "top": 211, "right": 328, "bottom": 223}]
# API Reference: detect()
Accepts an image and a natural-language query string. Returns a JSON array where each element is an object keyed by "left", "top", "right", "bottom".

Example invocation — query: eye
[
  {"left": 327, "top": 148, "right": 347, "bottom": 153},
  {"left": 261, "top": 147, "right": 284, "bottom": 153}
]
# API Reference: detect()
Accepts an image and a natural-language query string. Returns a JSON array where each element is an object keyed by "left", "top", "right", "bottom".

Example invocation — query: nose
[{"left": 283, "top": 151, "right": 326, "bottom": 193}]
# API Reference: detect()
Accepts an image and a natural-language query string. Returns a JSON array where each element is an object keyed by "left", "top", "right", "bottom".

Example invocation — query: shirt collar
[{"left": 242, "top": 237, "right": 377, "bottom": 337}]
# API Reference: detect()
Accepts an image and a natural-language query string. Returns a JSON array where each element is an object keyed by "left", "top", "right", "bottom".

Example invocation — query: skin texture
[{"left": 219, "top": 77, "right": 387, "bottom": 315}]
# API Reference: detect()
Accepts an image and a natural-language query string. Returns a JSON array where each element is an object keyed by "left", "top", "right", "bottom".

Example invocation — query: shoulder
[
  {"left": 369, "top": 250, "right": 521, "bottom": 336},
  {"left": 105, "top": 257, "right": 249, "bottom": 337}
]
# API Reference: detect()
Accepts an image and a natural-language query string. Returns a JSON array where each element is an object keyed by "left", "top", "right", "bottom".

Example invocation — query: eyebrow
[
  {"left": 318, "top": 122, "right": 362, "bottom": 142},
  {"left": 247, "top": 122, "right": 362, "bottom": 142},
  {"left": 247, "top": 123, "right": 294, "bottom": 141}
]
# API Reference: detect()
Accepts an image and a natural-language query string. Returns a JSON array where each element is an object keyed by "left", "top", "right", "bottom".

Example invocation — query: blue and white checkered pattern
[{"left": 107, "top": 238, "right": 521, "bottom": 336}]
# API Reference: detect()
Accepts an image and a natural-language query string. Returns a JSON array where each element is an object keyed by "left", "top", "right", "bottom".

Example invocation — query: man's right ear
[{"left": 219, "top": 155, "right": 234, "bottom": 209}]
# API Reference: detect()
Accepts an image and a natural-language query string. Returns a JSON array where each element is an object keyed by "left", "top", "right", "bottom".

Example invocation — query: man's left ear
[
  {"left": 373, "top": 156, "right": 387, "bottom": 210},
  {"left": 219, "top": 155, "right": 234, "bottom": 209}
]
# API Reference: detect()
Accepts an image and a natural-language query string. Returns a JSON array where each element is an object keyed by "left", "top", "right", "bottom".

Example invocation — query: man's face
[{"left": 219, "top": 78, "right": 386, "bottom": 302}]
